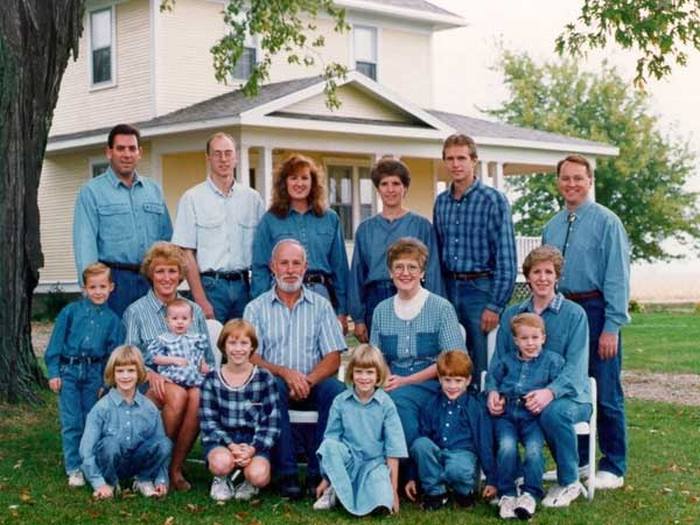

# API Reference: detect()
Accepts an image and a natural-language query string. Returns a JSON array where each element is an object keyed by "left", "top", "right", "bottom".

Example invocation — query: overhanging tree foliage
[
  {"left": 487, "top": 51, "right": 700, "bottom": 263},
  {"left": 0, "top": 0, "right": 346, "bottom": 404},
  {"left": 557, "top": 0, "right": 700, "bottom": 85}
]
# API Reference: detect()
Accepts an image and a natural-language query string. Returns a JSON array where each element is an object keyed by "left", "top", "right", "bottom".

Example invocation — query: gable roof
[
  {"left": 47, "top": 73, "right": 617, "bottom": 157},
  {"left": 335, "top": 0, "right": 465, "bottom": 29}
]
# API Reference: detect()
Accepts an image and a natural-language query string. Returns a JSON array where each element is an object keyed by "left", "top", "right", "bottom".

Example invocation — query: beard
[{"left": 275, "top": 274, "right": 303, "bottom": 293}]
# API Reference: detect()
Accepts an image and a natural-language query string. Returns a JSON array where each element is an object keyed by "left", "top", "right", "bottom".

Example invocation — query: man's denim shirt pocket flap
[{"left": 98, "top": 203, "right": 131, "bottom": 241}]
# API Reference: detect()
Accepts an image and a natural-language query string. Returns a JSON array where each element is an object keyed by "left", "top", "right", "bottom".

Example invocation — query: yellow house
[{"left": 39, "top": 0, "right": 618, "bottom": 291}]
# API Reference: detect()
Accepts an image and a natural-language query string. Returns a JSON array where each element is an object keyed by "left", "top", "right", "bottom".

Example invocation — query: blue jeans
[
  {"left": 576, "top": 296, "right": 627, "bottom": 477},
  {"left": 494, "top": 405, "right": 545, "bottom": 498},
  {"left": 539, "top": 398, "right": 592, "bottom": 486},
  {"left": 201, "top": 275, "right": 251, "bottom": 323},
  {"left": 59, "top": 362, "right": 104, "bottom": 472},
  {"left": 108, "top": 268, "right": 150, "bottom": 318},
  {"left": 95, "top": 434, "right": 172, "bottom": 486},
  {"left": 411, "top": 437, "right": 478, "bottom": 496},
  {"left": 273, "top": 376, "right": 345, "bottom": 478},
  {"left": 363, "top": 281, "right": 396, "bottom": 336},
  {"left": 446, "top": 277, "right": 492, "bottom": 381}
]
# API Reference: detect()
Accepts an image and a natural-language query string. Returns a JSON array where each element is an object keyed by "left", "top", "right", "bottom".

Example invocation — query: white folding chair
[
  {"left": 205, "top": 318, "right": 224, "bottom": 369},
  {"left": 288, "top": 363, "right": 346, "bottom": 425}
]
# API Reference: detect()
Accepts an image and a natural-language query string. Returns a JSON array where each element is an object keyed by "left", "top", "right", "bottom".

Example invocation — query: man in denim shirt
[
  {"left": 73, "top": 124, "right": 173, "bottom": 317},
  {"left": 172, "top": 132, "right": 264, "bottom": 322}
]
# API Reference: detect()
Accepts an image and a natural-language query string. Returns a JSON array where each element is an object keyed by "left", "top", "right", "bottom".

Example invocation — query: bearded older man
[{"left": 243, "top": 239, "right": 346, "bottom": 499}]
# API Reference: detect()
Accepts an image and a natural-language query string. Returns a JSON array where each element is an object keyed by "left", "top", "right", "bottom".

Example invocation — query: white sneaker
[
  {"left": 132, "top": 480, "right": 157, "bottom": 497},
  {"left": 595, "top": 470, "right": 624, "bottom": 489},
  {"left": 514, "top": 492, "right": 536, "bottom": 519},
  {"left": 313, "top": 486, "right": 337, "bottom": 510},
  {"left": 234, "top": 480, "right": 259, "bottom": 501},
  {"left": 542, "top": 481, "right": 583, "bottom": 508},
  {"left": 543, "top": 465, "right": 590, "bottom": 482},
  {"left": 67, "top": 470, "right": 85, "bottom": 488},
  {"left": 498, "top": 495, "right": 517, "bottom": 519},
  {"left": 210, "top": 476, "right": 234, "bottom": 502}
]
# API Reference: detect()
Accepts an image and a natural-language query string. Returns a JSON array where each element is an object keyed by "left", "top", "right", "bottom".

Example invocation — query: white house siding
[
  {"left": 51, "top": 0, "right": 153, "bottom": 137},
  {"left": 378, "top": 27, "right": 432, "bottom": 108}
]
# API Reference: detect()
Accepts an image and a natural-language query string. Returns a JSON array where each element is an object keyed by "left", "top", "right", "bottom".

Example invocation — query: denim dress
[{"left": 317, "top": 388, "right": 407, "bottom": 515}]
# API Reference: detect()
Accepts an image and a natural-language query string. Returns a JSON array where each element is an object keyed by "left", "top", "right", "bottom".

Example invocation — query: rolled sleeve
[{"left": 316, "top": 301, "right": 347, "bottom": 357}]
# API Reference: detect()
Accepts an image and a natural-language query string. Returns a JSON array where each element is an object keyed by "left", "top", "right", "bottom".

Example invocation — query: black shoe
[
  {"left": 454, "top": 491, "right": 476, "bottom": 508},
  {"left": 305, "top": 475, "right": 322, "bottom": 498},
  {"left": 278, "top": 475, "right": 302, "bottom": 500},
  {"left": 423, "top": 493, "right": 449, "bottom": 511}
]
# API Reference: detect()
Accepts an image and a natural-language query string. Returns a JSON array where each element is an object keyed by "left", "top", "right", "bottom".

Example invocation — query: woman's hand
[
  {"left": 404, "top": 480, "right": 417, "bottom": 501},
  {"left": 49, "top": 378, "right": 62, "bottom": 393},
  {"left": 353, "top": 322, "right": 369, "bottom": 343},
  {"left": 384, "top": 374, "right": 407, "bottom": 392}
]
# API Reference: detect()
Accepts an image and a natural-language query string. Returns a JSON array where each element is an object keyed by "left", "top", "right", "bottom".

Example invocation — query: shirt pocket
[
  {"left": 97, "top": 203, "right": 132, "bottom": 241},
  {"left": 415, "top": 331, "right": 440, "bottom": 359},
  {"left": 143, "top": 202, "right": 166, "bottom": 240},
  {"left": 378, "top": 334, "right": 398, "bottom": 363},
  {"left": 195, "top": 210, "right": 225, "bottom": 251}
]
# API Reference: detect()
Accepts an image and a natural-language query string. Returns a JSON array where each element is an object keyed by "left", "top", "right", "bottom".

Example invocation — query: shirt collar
[
  {"left": 107, "top": 388, "right": 143, "bottom": 407},
  {"left": 566, "top": 198, "right": 594, "bottom": 216},
  {"left": 449, "top": 178, "right": 480, "bottom": 201},
  {"left": 81, "top": 297, "right": 106, "bottom": 311},
  {"left": 269, "top": 285, "right": 313, "bottom": 306},
  {"left": 206, "top": 176, "right": 235, "bottom": 198},
  {"left": 343, "top": 387, "right": 384, "bottom": 405},
  {"left": 521, "top": 292, "right": 564, "bottom": 315},
  {"left": 439, "top": 390, "right": 468, "bottom": 407},
  {"left": 106, "top": 165, "right": 142, "bottom": 188}
]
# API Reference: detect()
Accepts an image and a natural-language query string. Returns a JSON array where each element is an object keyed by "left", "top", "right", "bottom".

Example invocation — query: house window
[
  {"left": 353, "top": 26, "right": 377, "bottom": 80},
  {"left": 232, "top": 36, "right": 257, "bottom": 81},
  {"left": 90, "top": 161, "right": 110, "bottom": 178},
  {"left": 327, "top": 164, "right": 374, "bottom": 240},
  {"left": 89, "top": 7, "right": 115, "bottom": 86}
]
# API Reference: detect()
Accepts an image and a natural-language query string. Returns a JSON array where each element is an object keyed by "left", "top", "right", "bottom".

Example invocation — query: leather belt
[
  {"left": 201, "top": 270, "right": 249, "bottom": 281},
  {"left": 100, "top": 260, "right": 141, "bottom": 272},
  {"left": 60, "top": 356, "right": 104, "bottom": 365},
  {"left": 564, "top": 290, "right": 603, "bottom": 302},
  {"left": 447, "top": 270, "right": 492, "bottom": 281}
]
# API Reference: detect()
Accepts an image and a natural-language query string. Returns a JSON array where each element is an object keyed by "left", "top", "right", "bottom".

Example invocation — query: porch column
[
  {"left": 373, "top": 153, "right": 388, "bottom": 214},
  {"left": 237, "top": 143, "right": 251, "bottom": 187},
  {"left": 257, "top": 146, "right": 273, "bottom": 205},
  {"left": 477, "top": 160, "right": 486, "bottom": 183},
  {"left": 493, "top": 161, "right": 504, "bottom": 191}
]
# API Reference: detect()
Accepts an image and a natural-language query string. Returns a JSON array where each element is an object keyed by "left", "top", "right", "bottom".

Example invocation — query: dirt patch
[{"left": 622, "top": 370, "right": 700, "bottom": 407}]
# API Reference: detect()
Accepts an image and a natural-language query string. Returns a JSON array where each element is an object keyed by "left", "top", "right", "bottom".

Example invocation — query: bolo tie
[{"left": 561, "top": 212, "right": 577, "bottom": 259}]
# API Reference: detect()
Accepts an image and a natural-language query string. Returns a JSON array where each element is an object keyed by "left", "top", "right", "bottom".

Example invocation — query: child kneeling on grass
[
  {"left": 313, "top": 344, "right": 407, "bottom": 516},
  {"left": 79, "top": 345, "right": 172, "bottom": 499},
  {"left": 406, "top": 350, "right": 497, "bottom": 511},
  {"left": 200, "top": 320, "right": 280, "bottom": 502},
  {"left": 486, "top": 313, "right": 566, "bottom": 520},
  {"left": 44, "top": 262, "right": 123, "bottom": 489}
]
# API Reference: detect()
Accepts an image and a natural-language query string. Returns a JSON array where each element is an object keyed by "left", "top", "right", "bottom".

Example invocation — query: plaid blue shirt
[
  {"left": 146, "top": 332, "right": 209, "bottom": 388},
  {"left": 433, "top": 180, "right": 517, "bottom": 313},
  {"left": 200, "top": 366, "right": 280, "bottom": 453}
]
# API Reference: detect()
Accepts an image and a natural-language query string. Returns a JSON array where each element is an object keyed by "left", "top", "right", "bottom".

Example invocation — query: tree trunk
[{"left": 0, "top": 2, "right": 85, "bottom": 403}]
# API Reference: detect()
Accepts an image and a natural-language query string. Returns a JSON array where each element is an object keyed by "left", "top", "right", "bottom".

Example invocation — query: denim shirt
[
  {"left": 487, "top": 294, "right": 591, "bottom": 405},
  {"left": 542, "top": 200, "right": 631, "bottom": 333},
  {"left": 79, "top": 389, "right": 169, "bottom": 489},
  {"left": 73, "top": 167, "right": 173, "bottom": 283},
  {"left": 418, "top": 391, "right": 497, "bottom": 486},
  {"left": 251, "top": 208, "right": 350, "bottom": 313},
  {"left": 486, "top": 349, "right": 566, "bottom": 399},
  {"left": 44, "top": 298, "right": 124, "bottom": 378}
]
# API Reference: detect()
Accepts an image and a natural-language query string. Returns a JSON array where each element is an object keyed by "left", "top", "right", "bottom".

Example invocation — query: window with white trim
[
  {"left": 327, "top": 164, "right": 374, "bottom": 240},
  {"left": 90, "top": 160, "right": 110, "bottom": 179},
  {"left": 232, "top": 35, "right": 257, "bottom": 81},
  {"left": 89, "top": 7, "right": 115, "bottom": 86},
  {"left": 353, "top": 26, "right": 377, "bottom": 80}
]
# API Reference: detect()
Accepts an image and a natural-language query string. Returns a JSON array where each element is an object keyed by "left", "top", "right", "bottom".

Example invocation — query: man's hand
[
  {"left": 193, "top": 294, "right": 215, "bottom": 320},
  {"left": 523, "top": 389, "right": 554, "bottom": 415},
  {"left": 337, "top": 314, "right": 349, "bottom": 336},
  {"left": 598, "top": 331, "right": 619, "bottom": 360},
  {"left": 354, "top": 322, "right": 369, "bottom": 343},
  {"left": 281, "top": 367, "right": 311, "bottom": 400},
  {"left": 147, "top": 370, "right": 170, "bottom": 402},
  {"left": 487, "top": 391, "right": 505, "bottom": 416},
  {"left": 480, "top": 309, "right": 500, "bottom": 333},
  {"left": 49, "top": 378, "right": 62, "bottom": 393}
]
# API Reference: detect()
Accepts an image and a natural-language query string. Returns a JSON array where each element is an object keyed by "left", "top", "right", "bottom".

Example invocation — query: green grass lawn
[
  {"left": 1, "top": 394, "right": 698, "bottom": 525},
  {"left": 623, "top": 313, "right": 700, "bottom": 374}
]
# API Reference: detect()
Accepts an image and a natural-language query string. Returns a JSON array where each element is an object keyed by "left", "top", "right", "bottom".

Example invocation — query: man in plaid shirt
[{"left": 434, "top": 134, "right": 517, "bottom": 382}]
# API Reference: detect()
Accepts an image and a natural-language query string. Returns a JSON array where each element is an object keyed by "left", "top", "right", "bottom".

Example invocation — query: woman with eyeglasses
[
  {"left": 370, "top": 238, "right": 465, "bottom": 465},
  {"left": 348, "top": 157, "right": 443, "bottom": 343}
]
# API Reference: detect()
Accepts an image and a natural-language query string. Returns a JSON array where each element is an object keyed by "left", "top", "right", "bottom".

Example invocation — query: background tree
[
  {"left": 487, "top": 51, "right": 700, "bottom": 262},
  {"left": 0, "top": 0, "right": 346, "bottom": 404},
  {"left": 557, "top": 0, "right": 700, "bottom": 85}
]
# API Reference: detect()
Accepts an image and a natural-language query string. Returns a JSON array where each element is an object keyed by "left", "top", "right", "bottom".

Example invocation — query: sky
[{"left": 428, "top": 0, "right": 700, "bottom": 302}]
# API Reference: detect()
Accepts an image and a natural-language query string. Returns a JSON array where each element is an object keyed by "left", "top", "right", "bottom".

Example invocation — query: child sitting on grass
[
  {"left": 486, "top": 313, "right": 566, "bottom": 520},
  {"left": 314, "top": 344, "right": 407, "bottom": 516},
  {"left": 146, "top": 298, "right": 210, "bottom": 388},
  {"left": 200, "top": 319, "right": 280, "bottom": 502},
  {"left": 407, "top": 350, "right": 497, "bottom": 511},
  {"left": 79, "top": 345, "right": 172, "bottom": 499},
  {"left": 44, "top": 262, "right": 123, "bottom": 489}
]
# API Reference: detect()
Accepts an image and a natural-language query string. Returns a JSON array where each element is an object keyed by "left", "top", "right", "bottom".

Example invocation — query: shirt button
[{"left": 446, "top": 423, "right": 450, "bottom": 427}]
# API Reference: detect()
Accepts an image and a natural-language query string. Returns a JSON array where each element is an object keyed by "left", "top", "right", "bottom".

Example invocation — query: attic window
[
  {"left": 232, "top": 35, "right": 257, "bottom": 81},
  {"left": 89, "top": 7, "right": 115, "bottom": 87},
  {"left": 354, "top": 26, "right": 377, "bottom": 81}
]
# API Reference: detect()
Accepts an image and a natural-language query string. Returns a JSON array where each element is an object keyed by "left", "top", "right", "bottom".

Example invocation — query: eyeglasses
[
  {"left": 211, "top": 150, "right": 234, "bottom": 159},
  {"left": 391, "top": 263, "right": 422, "bottom": 275}
]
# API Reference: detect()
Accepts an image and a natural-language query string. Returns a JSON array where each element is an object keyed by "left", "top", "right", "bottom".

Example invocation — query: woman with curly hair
[{"left": 251, "top": 154, "right": 350, "bottom": 332}]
